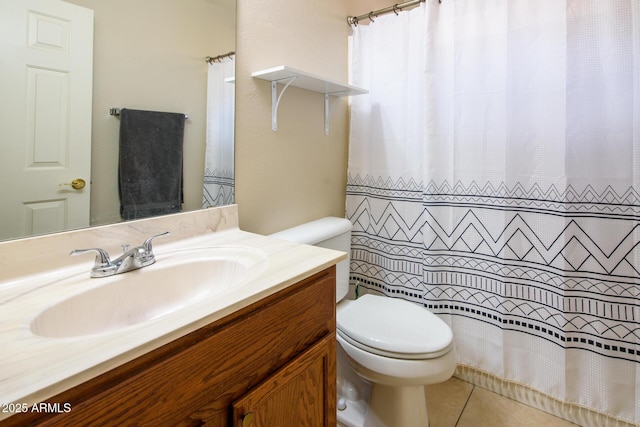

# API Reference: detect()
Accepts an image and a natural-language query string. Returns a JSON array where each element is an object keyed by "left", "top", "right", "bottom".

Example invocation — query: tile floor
[
  {"left": 424, "top": 377, "right": 578, "bottom": 427},
  {"left": 340, "top": 377, "right": 579, "bottom": 427}
]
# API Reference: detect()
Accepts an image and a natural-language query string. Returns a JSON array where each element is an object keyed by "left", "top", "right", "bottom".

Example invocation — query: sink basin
[{"left": 30, "top": 246, "right": 268, "bottom": 338}]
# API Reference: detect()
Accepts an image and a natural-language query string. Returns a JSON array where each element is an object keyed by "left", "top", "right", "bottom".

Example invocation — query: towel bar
[{"left": 110, "top": 108, "right": 189, "bottom": 120}]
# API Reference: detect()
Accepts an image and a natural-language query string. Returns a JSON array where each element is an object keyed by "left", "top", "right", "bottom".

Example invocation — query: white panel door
[{"left": 0, "top": 0, "right": 93, "bottom": 240}]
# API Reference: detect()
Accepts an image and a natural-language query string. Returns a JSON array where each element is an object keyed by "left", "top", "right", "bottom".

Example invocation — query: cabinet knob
[{"left": 242, "top": 412, "right": 255, "bottom": 427}]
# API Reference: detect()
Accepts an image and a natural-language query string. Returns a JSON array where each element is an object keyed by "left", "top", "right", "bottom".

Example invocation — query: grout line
[{"left": 455, "top": 384, "right": 475, "bottom": 427}]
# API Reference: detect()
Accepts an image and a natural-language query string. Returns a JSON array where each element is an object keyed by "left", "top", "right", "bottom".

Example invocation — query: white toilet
[{"left": 272, "top": 217, "right": 456, "bottom": 427}]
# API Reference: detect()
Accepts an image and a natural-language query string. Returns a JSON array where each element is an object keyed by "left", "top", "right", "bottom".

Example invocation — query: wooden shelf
[{"left": 251, "top": 65, "right": 368, "bottom": 134}]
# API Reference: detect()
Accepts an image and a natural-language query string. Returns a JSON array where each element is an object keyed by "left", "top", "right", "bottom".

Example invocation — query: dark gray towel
[{"left": 118, "top": 108, "right": 185, "bottom": 220}]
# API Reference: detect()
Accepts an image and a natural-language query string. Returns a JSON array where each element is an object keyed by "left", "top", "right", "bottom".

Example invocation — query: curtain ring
[
  {"left": 368, "top": 11, "right": 375, "bottom": 22},
  {"left": 393, "top": 4, "right": 400, "bottom": 15}
]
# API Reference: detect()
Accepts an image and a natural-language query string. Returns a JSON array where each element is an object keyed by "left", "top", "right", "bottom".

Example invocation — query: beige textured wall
[
  {"left": 65, "top": 0, "right": 235, "bottom": 226},
  {"left": 235, "top": 0, "right": 371, "bottom": 235}
]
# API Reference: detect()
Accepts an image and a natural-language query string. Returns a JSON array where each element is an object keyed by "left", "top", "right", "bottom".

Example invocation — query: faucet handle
[
  {"left": 141, "top": 231, "right": 170, "bottom": 253},
  {"left": 70, "top": 248, "right": 119, "bottom": 277},
  {"left": 70, "top": 247, "right": 111, "bottom": 265}
]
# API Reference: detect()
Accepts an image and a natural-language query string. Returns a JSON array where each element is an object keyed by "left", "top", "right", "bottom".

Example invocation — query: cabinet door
[{"left": 233, "top": 334, "right": 336, "bottom": 427}]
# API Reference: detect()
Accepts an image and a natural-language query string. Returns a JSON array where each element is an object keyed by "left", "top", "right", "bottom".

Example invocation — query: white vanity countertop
[{"left": 0, "top": 206, "right": 345, "bottom": 419}]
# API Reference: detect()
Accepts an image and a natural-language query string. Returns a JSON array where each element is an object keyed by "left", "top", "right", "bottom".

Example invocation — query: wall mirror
[{"left": 0, "top": 0, "right": 236, "bottom": 241}]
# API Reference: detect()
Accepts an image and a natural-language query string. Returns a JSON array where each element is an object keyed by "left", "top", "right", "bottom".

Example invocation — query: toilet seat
[{"left": 337, "top": 294, "right": 453, "bottom": 360}]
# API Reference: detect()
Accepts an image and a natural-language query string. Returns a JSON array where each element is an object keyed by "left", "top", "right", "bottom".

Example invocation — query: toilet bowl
[
  {"left": 271, "top": 217, "right": 456, "bottom": 427},
  {"left": 337, "top": 294, "right": 456, "bottom": 427}
]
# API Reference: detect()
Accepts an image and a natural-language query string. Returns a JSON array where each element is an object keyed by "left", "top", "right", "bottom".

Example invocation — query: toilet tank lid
[{"left": 270, "top": 217, "right": 353, "bottom": 245}]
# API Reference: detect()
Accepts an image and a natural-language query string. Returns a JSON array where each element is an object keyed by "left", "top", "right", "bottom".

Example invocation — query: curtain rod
[
  {"left": 347, "top": 0, "right": 426, "bottom": 26},
  {"left": 206, "top": 51, "right": 235, "bottom": 64}
]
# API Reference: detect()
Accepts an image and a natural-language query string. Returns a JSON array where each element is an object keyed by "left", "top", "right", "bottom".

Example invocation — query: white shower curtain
[
  {"left": 203, "top": 57, "right": 235, "bottom": 207},
  {"left": 346, "top": 1, "right": 640, "bottom": 425}
]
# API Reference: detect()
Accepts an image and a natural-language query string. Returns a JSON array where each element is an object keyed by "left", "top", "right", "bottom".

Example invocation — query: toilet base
[
  {"left": 337, "top": 395, "right": 369, "bottom": 427},
  {"left": 337, "top": 345, "right": 371, "bottom": 427},
  {"left": 365, "top": 384, "right": 428, "bottom": 427}
]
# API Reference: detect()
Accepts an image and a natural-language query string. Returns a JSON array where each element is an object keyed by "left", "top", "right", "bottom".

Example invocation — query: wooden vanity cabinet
[
  {"left": 4, "top": 267, "right": 337, "bottom": 427},
  {"left": 232, "top": 334, "right": 335, "bottom": 427}
]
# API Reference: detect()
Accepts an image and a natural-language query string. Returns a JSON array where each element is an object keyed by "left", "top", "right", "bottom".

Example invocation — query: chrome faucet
[{"left": 70, "top": 232, "right": 169, "bottom": 278}]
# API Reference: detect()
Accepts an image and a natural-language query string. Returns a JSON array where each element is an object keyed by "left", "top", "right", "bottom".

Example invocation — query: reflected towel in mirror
[{"left": 118, "top": 108, "right": 186, "bottom": 220}]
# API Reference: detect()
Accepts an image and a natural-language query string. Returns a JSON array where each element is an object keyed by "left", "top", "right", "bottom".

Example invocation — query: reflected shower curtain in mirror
[
  {"left": 203, "top": 57, "right": 235, "bottom": 207},
  {"left": 346, "top": 1, "right": 640, "bottom": 424}
]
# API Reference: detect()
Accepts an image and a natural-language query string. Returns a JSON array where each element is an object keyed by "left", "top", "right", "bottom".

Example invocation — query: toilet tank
[{"left": 271, "top": 217, "right": 352, "bottom": 302}]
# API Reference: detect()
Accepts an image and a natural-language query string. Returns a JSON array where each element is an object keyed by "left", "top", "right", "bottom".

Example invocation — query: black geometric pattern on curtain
[
  {"left": 347, "top": 173, "right": 640, "bottom": 363},
  {"left": 202, "top": 168, "right": 234, "bottom": 208}
]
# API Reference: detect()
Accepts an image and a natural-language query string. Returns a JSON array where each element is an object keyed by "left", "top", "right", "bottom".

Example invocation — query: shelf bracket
[
  {"left": 324, "top": 94, "right": 343, "bottom": 136},
  {"left": 271, "top": 77, "right": 297, "bottom": 131}
]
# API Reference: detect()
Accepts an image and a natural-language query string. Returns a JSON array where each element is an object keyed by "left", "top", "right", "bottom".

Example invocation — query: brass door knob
[
  {"left": 242, "top": 412, "right": 255, "bottom": 427},
  {"left": 59, "top": 178, "right": 86, "bottom": 190}
]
